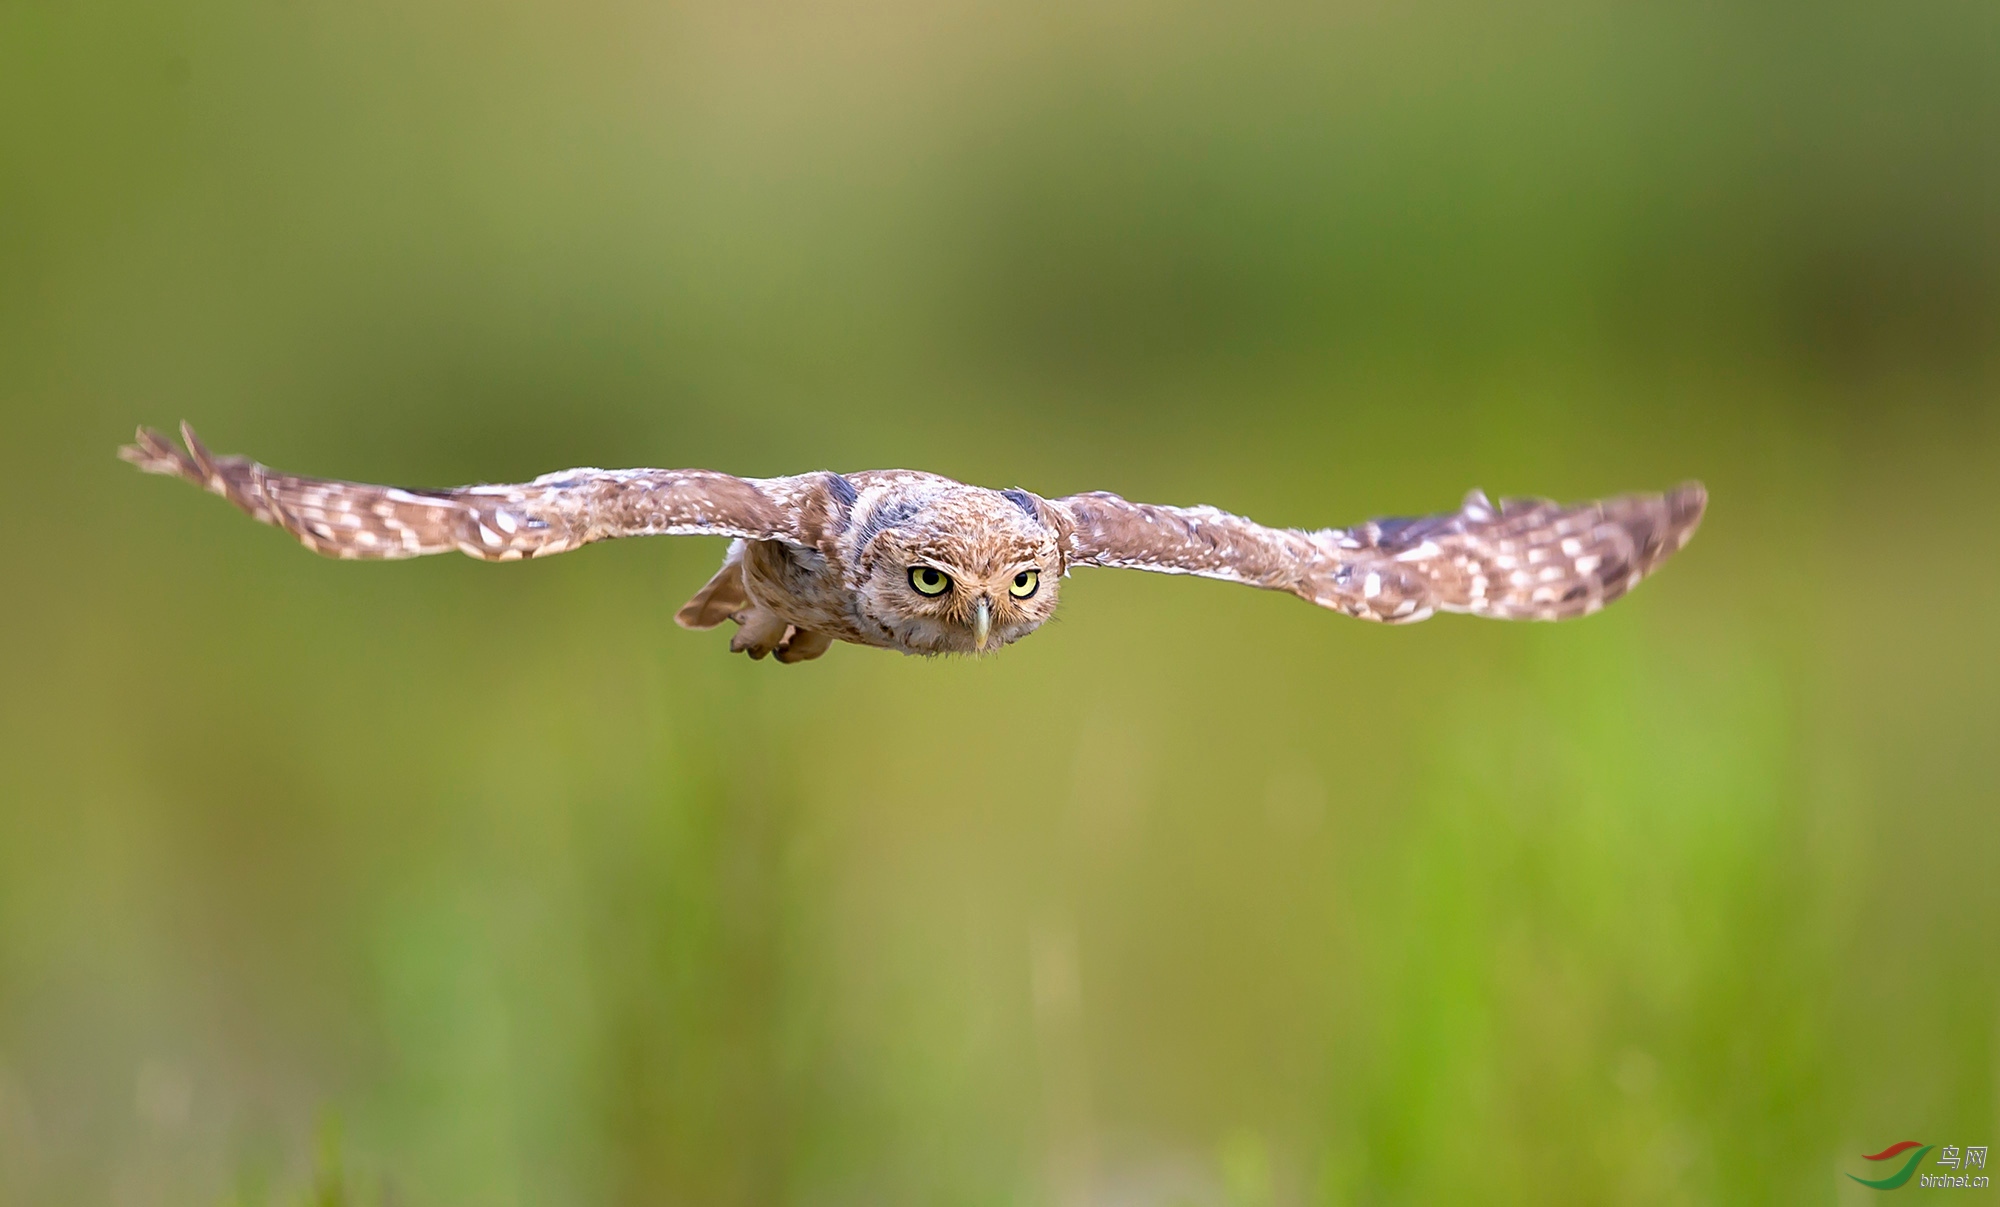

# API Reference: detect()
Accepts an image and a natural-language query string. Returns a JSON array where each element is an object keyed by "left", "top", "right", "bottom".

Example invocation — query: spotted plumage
[{"left": 121, "top": 423, "right": 1706, "bottom": 662}]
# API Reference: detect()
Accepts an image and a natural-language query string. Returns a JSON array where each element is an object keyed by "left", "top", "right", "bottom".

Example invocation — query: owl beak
[{"left": 973, "top": 596, "right": 992, "bottom": 651}]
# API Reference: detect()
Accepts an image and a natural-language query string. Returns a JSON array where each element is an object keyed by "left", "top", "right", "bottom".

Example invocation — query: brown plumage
[{"left": 121, "top": 423, "right": 1706, "bottom": 663}]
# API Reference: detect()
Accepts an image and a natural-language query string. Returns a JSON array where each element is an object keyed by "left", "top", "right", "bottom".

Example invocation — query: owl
[{"left": 121, "top": 424, "right": 1705, "bottom": 663}]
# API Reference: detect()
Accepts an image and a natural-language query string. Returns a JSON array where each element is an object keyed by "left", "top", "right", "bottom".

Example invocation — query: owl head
[{"left": 852, "top": 486, "right": 1065, "bottom": 655}]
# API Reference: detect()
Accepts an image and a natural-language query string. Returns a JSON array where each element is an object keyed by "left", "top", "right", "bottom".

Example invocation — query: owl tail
[{"left": 1305, "top": 482, "right": 1706, "bottom": 624}]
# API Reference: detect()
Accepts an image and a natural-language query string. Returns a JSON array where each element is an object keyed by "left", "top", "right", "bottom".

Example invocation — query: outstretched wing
[
  {"left": 120, "top": 423, "right": 827, "bottom": 562},
  {"left": 1054, "top": 482, "right": 1705, "bottom": 623}
]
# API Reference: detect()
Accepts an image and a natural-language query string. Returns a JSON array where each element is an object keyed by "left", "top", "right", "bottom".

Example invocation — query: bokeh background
[{"left": 3, "top": 0, "right": 1997, "bottom": 1202}]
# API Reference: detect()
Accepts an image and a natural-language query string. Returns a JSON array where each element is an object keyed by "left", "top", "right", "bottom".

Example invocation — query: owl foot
[
  {"left": 774, "top": 627, "right": 833, "bottom": 663},
  {"left": 725, "top": 607, "right": 833, "bottom": 663},
  {"left": 728, "top": 608, "right": 790, "bottom": 659}
]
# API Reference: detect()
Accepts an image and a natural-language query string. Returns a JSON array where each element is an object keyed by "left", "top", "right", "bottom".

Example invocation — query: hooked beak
[{"left": 973, "top": 596, "right": 992, "bottom": 651}]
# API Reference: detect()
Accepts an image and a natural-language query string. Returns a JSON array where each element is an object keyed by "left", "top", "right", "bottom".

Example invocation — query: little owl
[{"left": 122, "top": 424, "right": 1704, "bottom": 664}]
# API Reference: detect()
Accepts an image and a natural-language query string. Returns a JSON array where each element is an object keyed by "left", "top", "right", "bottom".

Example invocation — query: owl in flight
[{"left": 122, "top": 424, "right": 1704, "bottom": 664}]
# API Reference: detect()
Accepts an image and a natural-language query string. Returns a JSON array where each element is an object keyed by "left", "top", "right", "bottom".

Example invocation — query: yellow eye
[
  {"left": 1009, "top": 568, "right": 1039, "bottom": 599},
  {"left": 909, "top": 565, "right": 952, "bottom": 597}
]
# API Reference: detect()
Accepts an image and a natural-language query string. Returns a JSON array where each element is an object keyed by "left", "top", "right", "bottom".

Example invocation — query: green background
[{"left": 2, "top": 0, "right": 1996, "bottom": 1202}]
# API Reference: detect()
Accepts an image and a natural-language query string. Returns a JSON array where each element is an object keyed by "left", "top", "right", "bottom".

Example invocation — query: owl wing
[
  {"left": 1054, "top": 482, "right": 1704, "bottom": 623},
  {"left": 120, "top": 423, "right": 842, "bottom": 561}
]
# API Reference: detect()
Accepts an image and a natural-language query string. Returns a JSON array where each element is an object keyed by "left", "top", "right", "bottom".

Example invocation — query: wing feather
[
  {"left": 1053, "top": 483, "right": 1705, "bottom": 623},
  {"left": 120, "top": 423, "right": 807, "bottom": 562},
  {"left": 1056, "top": 491, "right": 1323, "bottom": 590}
]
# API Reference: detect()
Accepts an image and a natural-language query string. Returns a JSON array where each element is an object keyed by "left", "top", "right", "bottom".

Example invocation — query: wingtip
[
  {"left": 1667, "top": 480, "right": 1708, "bottom": 545},
  {"left": 178, "top": 421, "right": 217, "bottom": 479},
  {"left": 118, "top": 423, "right": 205, "bottom": 482}
]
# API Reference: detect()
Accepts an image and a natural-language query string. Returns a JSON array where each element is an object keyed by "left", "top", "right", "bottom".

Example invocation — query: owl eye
[
  {"left": 1009, "top": 569, "right": 1039, "bottom": 599},
  {"left": 909, "top": 565, "right": 953, "bottom": 597}
]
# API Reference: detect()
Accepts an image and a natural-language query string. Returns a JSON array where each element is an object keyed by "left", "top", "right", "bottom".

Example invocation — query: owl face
[{"left": 854, "top": 491, "right": 1062, "bottom": 655}]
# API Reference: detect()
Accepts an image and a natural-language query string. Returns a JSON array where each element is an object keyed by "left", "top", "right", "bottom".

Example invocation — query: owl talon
[
  {"left": 774, "top": 627, "right": 834, "bottom": 664},
  {"left": 728, "top": 608, "right": 790, "bottom": 659}
]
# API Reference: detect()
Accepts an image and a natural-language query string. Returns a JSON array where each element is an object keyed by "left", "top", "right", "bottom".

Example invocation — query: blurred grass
[{"left": 1, "top": 0, "right": 1997, "bottom": 1203}]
